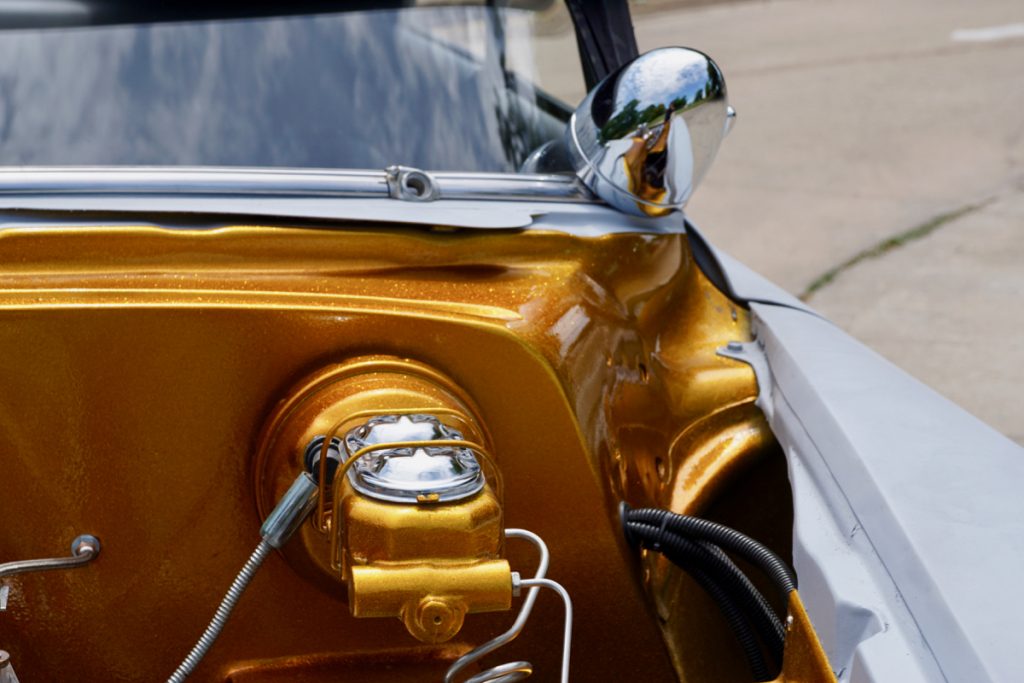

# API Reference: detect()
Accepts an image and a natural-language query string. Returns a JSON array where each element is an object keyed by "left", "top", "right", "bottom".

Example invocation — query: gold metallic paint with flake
[{"left": 0, "top": 223, "right": 832, "bottom": 682}]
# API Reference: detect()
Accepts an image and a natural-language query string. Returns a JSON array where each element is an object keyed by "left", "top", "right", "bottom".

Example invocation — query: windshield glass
[{"left": 0, "top": 5, "right": 582, "bottom": 171}]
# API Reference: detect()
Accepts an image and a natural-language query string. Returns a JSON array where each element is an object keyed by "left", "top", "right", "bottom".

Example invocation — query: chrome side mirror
[{"left": 567, "top": 47, "right": 735, "bottom": 217}]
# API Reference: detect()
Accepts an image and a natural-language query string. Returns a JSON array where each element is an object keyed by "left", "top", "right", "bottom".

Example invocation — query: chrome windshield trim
[
  {"left": 0, "top": 167, "right": 594, "bottom": 202},
  {"left": 0, "top": 166, "right": 684, "bottom": 235}
]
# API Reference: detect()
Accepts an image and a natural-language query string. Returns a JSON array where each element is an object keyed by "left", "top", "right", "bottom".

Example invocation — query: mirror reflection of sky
[
  {"left": 0, "top": 7, "right": 563, "bottom": 170},
  {"left": 614, "top": 49, "right": 714, "bottom": 111}
]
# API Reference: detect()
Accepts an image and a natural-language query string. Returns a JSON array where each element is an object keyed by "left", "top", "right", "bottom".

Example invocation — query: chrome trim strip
[
  {"left": 424, "top": 171, "right": 593, "bottom": 201},
  {"left": 0, "top": 167, "right": 593, "bottom": 202}
]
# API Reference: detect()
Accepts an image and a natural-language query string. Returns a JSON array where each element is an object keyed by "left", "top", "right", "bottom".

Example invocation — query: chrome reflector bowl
[
  {"left": 343, "top": 414, "right": 485, "bottom": 504},
  {"left": 568, "top": 47, "right": 735, "bottom": 217}
]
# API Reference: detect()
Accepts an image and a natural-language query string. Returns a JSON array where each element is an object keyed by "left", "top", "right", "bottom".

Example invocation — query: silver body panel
[{"left": 728, "top": 281, "right": 1024, "bottom": 682}]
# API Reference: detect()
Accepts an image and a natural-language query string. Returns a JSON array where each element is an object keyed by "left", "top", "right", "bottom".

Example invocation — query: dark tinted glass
[{"left": 0, "top": 7, "right": 568, "bottom": 170}]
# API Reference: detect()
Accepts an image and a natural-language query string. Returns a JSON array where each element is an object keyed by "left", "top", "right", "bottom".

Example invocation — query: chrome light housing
[{"left": 568, "top": 47, "right": 736, "bottom": 217}]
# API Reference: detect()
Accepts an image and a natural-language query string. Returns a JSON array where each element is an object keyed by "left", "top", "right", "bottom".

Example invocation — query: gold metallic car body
[{"left": 0, "top": 223, "right": 832, "bottom": 681}]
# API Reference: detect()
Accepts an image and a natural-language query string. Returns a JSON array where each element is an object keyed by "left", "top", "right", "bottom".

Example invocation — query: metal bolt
[
  {"left": 726, "top": 341, "right": 743, "bottom": 352},
  {"left": 71, "top": 534, "right": 100, "bottom": 558}
]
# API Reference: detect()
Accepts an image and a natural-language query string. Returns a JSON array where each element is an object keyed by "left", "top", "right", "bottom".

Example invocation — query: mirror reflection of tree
[{"left": 598, "top": 59, "right": 724, "bottom": 145}]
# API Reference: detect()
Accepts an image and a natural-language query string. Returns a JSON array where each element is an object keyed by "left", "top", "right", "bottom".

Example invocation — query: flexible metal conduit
[
  {"left": 166, "top": 473, "right": 318, "bottom": 683},
  {"left": 166, "top": 541, "right": 272, "bottom": 683}
]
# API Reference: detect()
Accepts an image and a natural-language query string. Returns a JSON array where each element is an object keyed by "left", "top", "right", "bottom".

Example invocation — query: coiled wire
[
  {"left": 445, "top": 529, "right": 559, "bottom": 683},
  {"left": 166, "top": 540, "right": 272, "bottom": 683}
]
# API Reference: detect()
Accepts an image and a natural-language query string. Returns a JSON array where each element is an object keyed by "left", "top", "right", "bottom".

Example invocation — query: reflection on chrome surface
[{"left": 568, "top": 47, "right": 735, "bottom": 217}]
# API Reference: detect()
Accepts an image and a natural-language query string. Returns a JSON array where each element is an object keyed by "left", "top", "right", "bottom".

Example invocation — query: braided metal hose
[
  {"left": 166, "top": 473, "right": 318, "bottom": 682},
  {"left": 167, "top": 540, "right": 272, "bottom": 683}
]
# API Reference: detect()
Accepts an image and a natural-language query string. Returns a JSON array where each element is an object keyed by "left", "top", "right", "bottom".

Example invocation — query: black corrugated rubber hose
[
  {"left": 655, "top": 538, "right": 774, "bottom": 681},
  {"left": 625, "top": 521, "right": 786, "bottom": 669},
  {"left": 625, "top": 507, "right": 797, "bottom": 597}
]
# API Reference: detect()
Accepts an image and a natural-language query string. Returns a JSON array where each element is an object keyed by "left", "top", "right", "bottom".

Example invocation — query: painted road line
[{"left": 951, "top": 22, "right": 1024, "bottom": 43}]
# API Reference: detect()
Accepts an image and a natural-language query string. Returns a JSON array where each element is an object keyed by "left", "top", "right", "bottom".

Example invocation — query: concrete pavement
[
  {"left": 806, "top": 191, "right": 1024, "bottom": 444},
  {"left": 569, "top": 0, "right": 1024, "bottom": 444}
]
